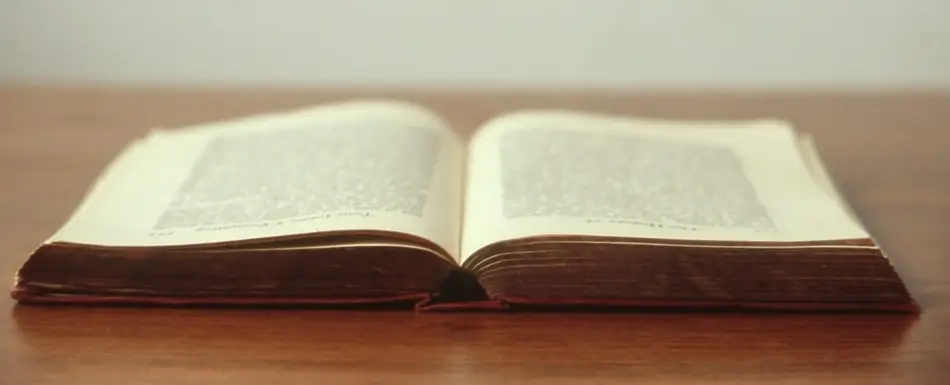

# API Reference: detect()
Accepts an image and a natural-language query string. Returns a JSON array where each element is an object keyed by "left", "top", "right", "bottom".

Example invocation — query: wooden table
[{"left": 2, "top": 88, "right": 948, "bottom": 384}]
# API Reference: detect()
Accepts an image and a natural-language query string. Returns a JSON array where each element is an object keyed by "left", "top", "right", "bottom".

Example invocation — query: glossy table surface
[{"left": 1, "top": 88, "right": 948, "bottom": 384}]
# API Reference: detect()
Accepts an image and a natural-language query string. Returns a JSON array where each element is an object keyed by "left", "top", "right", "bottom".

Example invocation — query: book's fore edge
[
  {"left": 11, "top": 138, "right": 148, "bottom": 290},
  {"left": 460, "top": 235, "right": 879, "bottom": 274},
  {"left": 14, "top": 136, "right": 147, "bottom": 290},
  {"left": 13, "top": 239, "right": 456, "bottom": 296},
  {"left": 12, "top": 241, "right": 449, "bottom": 305},
  {"left": 795, "top": 135, "right": 892, "bottom": 256},
  {"left": 796, "top": 133, "right": 918, "bottom": 309},
  {"left": 10, "top": 234, "right": 458, "bottom": 302}
]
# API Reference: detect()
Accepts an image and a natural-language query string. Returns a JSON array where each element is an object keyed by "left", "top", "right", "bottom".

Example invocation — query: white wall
[{"left": 1, "top": 0, "right": 949, "bottom": 89}]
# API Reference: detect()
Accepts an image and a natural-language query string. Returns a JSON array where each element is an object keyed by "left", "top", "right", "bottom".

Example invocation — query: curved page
[
  {"left": 49, "top": 100, "right": 464, "bottom": 260},
  {"left": 460, "top": 110, "right": 870, "bottom": 261}
]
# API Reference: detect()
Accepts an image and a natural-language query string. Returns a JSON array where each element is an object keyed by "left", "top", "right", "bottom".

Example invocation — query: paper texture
[
  {"left": 50, "top": 101, "right": 465, "bottom": 259},
  {"left": 460, "top": 110, "right": 869, "bottom": 260}
]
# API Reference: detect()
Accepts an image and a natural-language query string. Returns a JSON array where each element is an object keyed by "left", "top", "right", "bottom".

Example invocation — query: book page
[
  {"left": 50, "top": 100, "right": 464, "bottom": 258},
  {"left": 796, "top": 134, "right": 865, "bottom": 229},
  {"left": 460, "top": 110, "right": 869, "bottom": 260}
]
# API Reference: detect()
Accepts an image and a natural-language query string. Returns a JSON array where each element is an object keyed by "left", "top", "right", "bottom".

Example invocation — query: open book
[{"left": 12, "top": 100, "right": 917, "bottom": 312}]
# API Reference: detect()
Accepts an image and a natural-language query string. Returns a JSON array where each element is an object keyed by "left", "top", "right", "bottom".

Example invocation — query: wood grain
[{"left": 2, "top": 87, "right": 948, "bottom": 385}]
